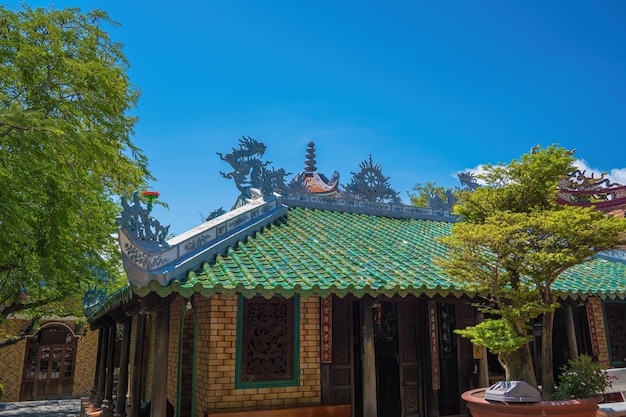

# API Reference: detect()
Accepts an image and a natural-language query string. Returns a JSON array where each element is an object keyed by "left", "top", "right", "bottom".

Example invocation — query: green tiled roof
[
  {"left": 556, "top": 257, "right": 626, "bottom": 300},
  {"left": 86, "top": 284, "right": 133, "bottom": 320},
  {"left": 130, "top": 207, "right": 626, "bottom": 301}
]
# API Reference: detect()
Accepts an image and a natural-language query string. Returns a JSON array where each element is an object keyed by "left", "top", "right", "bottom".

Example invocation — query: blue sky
[{"left": 12, "top": 0, "right": 626, "bottom": 235}]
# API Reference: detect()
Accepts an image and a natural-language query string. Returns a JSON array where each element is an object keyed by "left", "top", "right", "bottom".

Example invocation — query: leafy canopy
[
  {"left": 0, "top": 5, "right": 151, "bottom": 330},
  {"left": 440, "top": 145, "right": 626, "bottom": 392}
]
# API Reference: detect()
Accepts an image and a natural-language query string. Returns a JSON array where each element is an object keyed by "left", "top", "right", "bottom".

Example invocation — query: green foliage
[
  {"left": 455, "top": 318, "right": 531, "bottom": 354},
  {"left": 442, "top": 145, "right": 626, "bottom": 393},
  {"left": 556, "top": 355, "right": 610, "bottom": 399},
  {"left": 0, "top": 382, "right": 3, "bottom": 401},
  {"left": 0, "top": 5, "right": 150, "bottom": 328},
  {"left": 408, "top": 182, "right": 453, "bottom": 207}
]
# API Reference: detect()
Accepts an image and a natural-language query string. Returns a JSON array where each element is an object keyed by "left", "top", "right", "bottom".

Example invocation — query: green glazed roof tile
[
  {"left": 131, "top": 207, "right": 470, "bottom": 299},
  {"left": 92, "top": 206, "right": 626, "bottom": 320}
]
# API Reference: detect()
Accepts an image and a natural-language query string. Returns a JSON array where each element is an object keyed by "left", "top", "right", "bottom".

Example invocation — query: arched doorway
[{"left": 20, "top": 323, "right": 79, "bottom": 400}]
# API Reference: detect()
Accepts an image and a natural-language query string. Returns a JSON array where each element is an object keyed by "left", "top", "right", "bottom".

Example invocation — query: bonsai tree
[{"left": 442, "top": 145, "right": 626, "bottom": 399}]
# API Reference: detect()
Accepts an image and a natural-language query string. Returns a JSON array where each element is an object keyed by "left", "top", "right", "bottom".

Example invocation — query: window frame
[{"left": 235, "top": 294, "right": 300, "bottom": 389}]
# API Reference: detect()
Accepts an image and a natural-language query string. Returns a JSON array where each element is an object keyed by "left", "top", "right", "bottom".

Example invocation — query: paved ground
[{"left": 0, "top": 399, "right": 81, "bottom": 417}]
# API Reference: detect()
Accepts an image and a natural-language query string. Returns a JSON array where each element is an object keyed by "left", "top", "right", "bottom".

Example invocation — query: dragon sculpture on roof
[{"left": 218, "top": 137, "right": 291, "bottom": 207}]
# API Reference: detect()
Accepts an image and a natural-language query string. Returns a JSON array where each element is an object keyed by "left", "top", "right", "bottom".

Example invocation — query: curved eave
[
  {"left": 85, "top": 285, "right": 134, "bottom": 323},
  {"left": 131, "top": 279, "right": 471, "bottom": 300}
]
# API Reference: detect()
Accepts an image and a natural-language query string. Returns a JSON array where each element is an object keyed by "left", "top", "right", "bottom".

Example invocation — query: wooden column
[
  {"left": 130, "top": 314, "right": 146, "bottom": 417},
  {"left": 101, "top": 323, "right": 117, "bottom": 417},
  {"left": 151, "top": 299, "right": 171, "bottom": 417},
  {"left": 91, "top": 328, "right": 105, "bottom": 400},
  {"left": 95, "top": 324, "right": 110, "bottom": 407},
  {"left": 476, "top": 312, "right": 490, "bottom": 388},
  {"left": 115, "top": 319, "right": 132, "bottom": 417},
  {"left": 361, "top": 297, "right": 377, "bottom": 417},
  {"left": 564, "top": 304, "right": 579, "bottom": 360}
]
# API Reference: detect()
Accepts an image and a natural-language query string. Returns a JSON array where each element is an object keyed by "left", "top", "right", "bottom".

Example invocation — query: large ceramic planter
[{"left": 462, "top": 388, "right": 603, "bottom": 417}]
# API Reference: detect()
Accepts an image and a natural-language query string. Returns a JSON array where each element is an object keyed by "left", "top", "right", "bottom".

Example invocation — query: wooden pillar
[
  {"left": 564, "top": 304, "right": 579, "bottom": 360},
  {"left": 101, "top": 323, "right": 117, "bottom": 417},
  {"left": 476, "top": 312, "right": 490, "bottom": 388},
  {"left": 361, "top": 297, "right": 377, "bottom": 417},
  {"left": 91, "top": 328, "right": 105, "bottom": 400},
  {"left": 95, "top": 324, "right": 110, "bottom": 407},
  {"left": 130, "top": 314, "right": 146, "bottom": 417},
  {"left": 115, "top": 319, "right": 132, "bottom": 417},
  {"left": 151, "top": 299, "right": 171, "bottom": 417}
]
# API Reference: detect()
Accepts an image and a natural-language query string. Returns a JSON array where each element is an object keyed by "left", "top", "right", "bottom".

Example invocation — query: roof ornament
[
  {"left": 304, "top": 141, "right": 318, "bottom": 174},
  {"left": 421, "top": 171, "right": 480, "bottom": 211},
  {"left": 342, "top": 154, "right": 401, "bottom": 203},
  {"left": 561, "top": 170, "right": 619, "bottom": 191},
  {"left": 117, "top": 191, "right": 170, "bottom": 246},
  {"left": 280, "top": 141, "right": 340, "bottom": 196},
  {"left": 218, "top": 136, "right": 291, "bottom": 207},
  {"left": 457, "top": 171, "right": 480, "bottom": 190},
  {"left": 556, "top": 169, "right": 626, "bottom": 208},
  {"left": 82, "top": 283, "right": 108, "bottom": 312},
  {"left": 427, "top": 189, "right": 457, "bottom": 211}
]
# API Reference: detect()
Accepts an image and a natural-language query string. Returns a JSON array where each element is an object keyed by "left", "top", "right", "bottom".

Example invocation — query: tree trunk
[
  {"left": 502, "top": 342, "right": 538, "bottom": 389},
  {"left": 541, "top": 309, "right": 556, "bottom": 399}
]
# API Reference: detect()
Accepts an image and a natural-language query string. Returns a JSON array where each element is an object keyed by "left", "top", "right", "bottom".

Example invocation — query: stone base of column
[
  {"left": 113, "top": 397, "right": 129, "bottom": 417},
  {"left": 100, "top": 399, "right": 115, "bottom": 417},
  {"left": 94, "top": 392, "right": 105, "bottom": 408}
]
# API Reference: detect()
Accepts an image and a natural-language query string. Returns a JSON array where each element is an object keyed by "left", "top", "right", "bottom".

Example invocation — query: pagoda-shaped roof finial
[
  {"left": 304, "top": 141, "right": 317, "bottom": 174},
  {"left": 281, "top": 142, "right": 339, "bottom": 196}
]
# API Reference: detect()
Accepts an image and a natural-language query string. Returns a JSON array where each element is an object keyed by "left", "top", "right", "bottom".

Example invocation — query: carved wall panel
[{"left": 241, "top": 297, "right": 294, "bottom": 382}]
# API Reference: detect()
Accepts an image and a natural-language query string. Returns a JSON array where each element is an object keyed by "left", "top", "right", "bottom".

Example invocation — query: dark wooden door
[
  {"left": 397, "top": 302, "right": 424, "bottom": 417},
  {"left": 329, "top": 298, "right": 355, "bottom": 406}
]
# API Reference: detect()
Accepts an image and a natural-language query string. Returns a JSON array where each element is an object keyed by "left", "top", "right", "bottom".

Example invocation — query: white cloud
[
  {"left": 457, "top": 159, "right": 626, "bottom": 187},
  {"left": 608, "top": 168, "right": 626, "bottom": 185}
]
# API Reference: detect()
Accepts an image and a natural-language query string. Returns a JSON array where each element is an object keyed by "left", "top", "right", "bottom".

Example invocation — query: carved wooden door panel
[
  {"left": 397, "top": 303, "right": 424, "bottom": 417},
  {"left": 329, "top": 298, "right": 354, "bottom": 407},
  {"left": 20, "top": 325, "right": 77, "bottom": 400}
]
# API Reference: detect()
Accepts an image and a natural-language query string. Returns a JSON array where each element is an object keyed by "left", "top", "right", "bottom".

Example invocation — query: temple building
[{"left": 81, "top": 142, "right": 626, "bottom": 417}]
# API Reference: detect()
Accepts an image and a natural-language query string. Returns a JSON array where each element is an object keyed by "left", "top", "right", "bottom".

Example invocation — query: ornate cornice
[
  {"left": 117, "top": 191, "right": 288, "bottom": 287},
  {"left": 281, "top": 192, "right": 457, "bottom": 222}
]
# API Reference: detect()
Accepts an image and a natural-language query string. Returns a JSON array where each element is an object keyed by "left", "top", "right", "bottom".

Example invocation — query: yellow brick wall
[
  {"left": 588, "top": 297, "right": 610, "bottom": 364},
  {"left": 72, "top": 326, "right": 99, "bottom": 397},
  {"left": 194, "top": 294, "right": 321, "bottom": 416},
  {"left": 0, "top": 319, "right": 30, "bottom": 402}
]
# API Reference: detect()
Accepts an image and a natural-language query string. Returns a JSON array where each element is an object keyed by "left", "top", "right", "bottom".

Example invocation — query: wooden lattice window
[{"left": 236, "top": 295, "right": 299, "bottom": 388}]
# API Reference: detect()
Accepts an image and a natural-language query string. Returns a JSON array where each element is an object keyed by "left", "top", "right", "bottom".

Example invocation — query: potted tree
[{"left": 439, "top": 145, "right": 626, "bottom": 416}]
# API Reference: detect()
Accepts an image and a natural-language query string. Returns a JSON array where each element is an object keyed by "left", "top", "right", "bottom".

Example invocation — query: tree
[
  {"left": 408, "top": 182, "right": 455, "bottom": 209},
  {"left": 441, "top": 145, "right": 626, "bottom": 399},
  {"left": 0, "top": 5, "right": 151, "bottom": 335}
]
